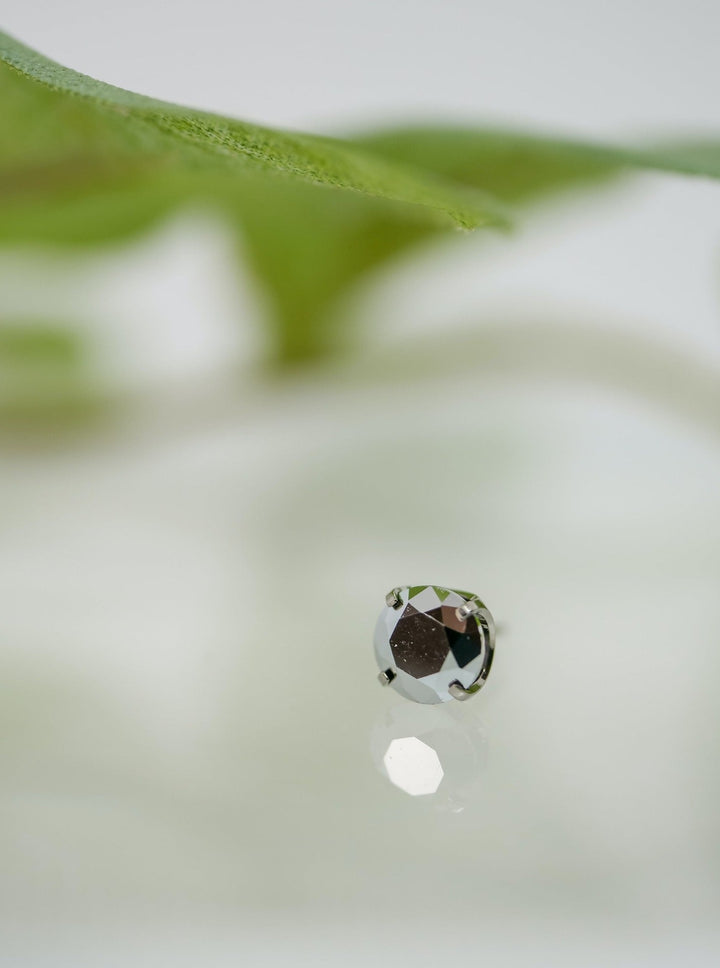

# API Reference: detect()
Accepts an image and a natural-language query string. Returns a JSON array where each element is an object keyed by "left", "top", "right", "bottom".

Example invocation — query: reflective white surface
[
  {"left": 372, "top": 702, "right": 487, "bottom": 803},
  {"left": 1, "top": 354, "right": 719, "bottom": 965}
]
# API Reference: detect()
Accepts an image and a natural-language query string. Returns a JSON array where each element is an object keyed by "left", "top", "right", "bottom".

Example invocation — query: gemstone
[{"left": 374, "top": 585, "right": 494, "bottom": 704}]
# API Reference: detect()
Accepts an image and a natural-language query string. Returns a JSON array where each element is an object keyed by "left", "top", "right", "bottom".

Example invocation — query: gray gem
[{"left": 374, "top": 584, "right": 492, "bottom": 704}]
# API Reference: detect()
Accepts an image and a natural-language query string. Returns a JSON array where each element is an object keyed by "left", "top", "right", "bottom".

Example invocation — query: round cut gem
[{"left": 374, "top": 585, "right": 492, "bottom": 704}]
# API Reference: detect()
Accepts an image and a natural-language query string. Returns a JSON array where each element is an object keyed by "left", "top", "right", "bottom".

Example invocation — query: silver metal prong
[
  {"left": 448, "top": 605, "right": 496, "bottom": 702},
  {"left": 378, "top": 669, "right": 396, "bottom": 687},
  {"left": 448, "top": 679, "right": 482, "bottom": 701},
  {"left": 385, "top": 588, "right": 402, "bottom": 609},
  {"left": 456, "top": 599, "right": 480, "bottom": 622}
]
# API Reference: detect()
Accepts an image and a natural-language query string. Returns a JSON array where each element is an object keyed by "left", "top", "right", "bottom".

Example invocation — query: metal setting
[
  {"left": 456, "top": 600, "right": 480, "bottom": 621},
  {"left": 449, "top": 605, "right": 495, "bottom": 699},
  {"left": 374, "top": 585, "right": 496, "bottom": 704}
]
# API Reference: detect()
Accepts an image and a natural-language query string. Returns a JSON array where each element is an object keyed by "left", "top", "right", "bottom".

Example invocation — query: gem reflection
[
  {"left": 371, "top": 702, "right": 487, "bottom": 808},
  {"left": 383, "top": 736, "right": 444, "bottom": 796}
]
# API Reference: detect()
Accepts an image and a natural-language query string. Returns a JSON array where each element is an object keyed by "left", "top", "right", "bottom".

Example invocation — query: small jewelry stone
[{"left": 374, "top": 584, "right": 495, "bottom": 704}]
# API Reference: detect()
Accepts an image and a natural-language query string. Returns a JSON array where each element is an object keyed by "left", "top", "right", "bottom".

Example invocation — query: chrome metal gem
[{"left": 374, "top": 585, "right": 495, "bottom": 704}]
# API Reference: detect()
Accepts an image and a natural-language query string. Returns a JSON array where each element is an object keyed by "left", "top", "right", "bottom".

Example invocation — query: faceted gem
[
  {"left": 374, "top": 584, "right": 493, "bottom": 704},
  {"left": 390, "top": 604, "right": 453, "bottom": 678}
]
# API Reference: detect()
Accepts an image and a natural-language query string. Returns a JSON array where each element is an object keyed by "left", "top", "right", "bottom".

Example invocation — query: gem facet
[{"left": 374, "top": 584, "right": 494, "bottom": 704}]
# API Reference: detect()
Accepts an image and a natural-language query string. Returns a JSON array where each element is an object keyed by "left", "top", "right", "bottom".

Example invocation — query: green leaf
[
  {"left": 354, "top": 127, "right": 720, "bottom": 201},
  {"left": 2, "top": 31, "right": 720, "bottom": 366},
  {"left": 0, "top": 30, "right": 503, "bottom": 363},
  {"left": 355, "top": 128, "right": 619, "bottom": 204},
  {"left": 222, "top": 126, "right": 720, "bottom": 361},
  {"left": 0, "top": 30, "right": 506, "bottom": 232},
  {"left": 0, "top": 319, "right": 107, "bottom": 431}
]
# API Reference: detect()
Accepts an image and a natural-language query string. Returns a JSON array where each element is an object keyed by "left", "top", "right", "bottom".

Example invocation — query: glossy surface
[
  {"left": 373, "top": 584, "right": 494, "bottom": 703},
  {"left": 2, "top": 360, "right": 718, "bottom": 966}
]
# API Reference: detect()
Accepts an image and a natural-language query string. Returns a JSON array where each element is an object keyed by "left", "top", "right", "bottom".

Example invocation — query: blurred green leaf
[
  {"left": 2, "top": 31, "right": 720, "bottom": 365},
  {"left": 355, "top": 127, "right": 720, "bottom": 199},
  {"left": 0, "top": 30, "right": 501, "bottom": 363},
  {"left": 0, "top": 319, "right": 106, "bottom": 432},
  {"left": 0, "top": 323, "right": 81, "bottom": 364},
  {"left": 0, "top": 31, "right": 506, "bottom": 231}
]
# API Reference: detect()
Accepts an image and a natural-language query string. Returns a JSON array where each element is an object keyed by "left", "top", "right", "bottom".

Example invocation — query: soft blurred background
[{"left": 1, "top": 2, "right": 720, "bottom": 965}]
